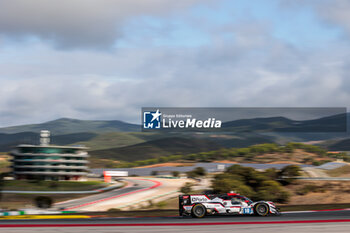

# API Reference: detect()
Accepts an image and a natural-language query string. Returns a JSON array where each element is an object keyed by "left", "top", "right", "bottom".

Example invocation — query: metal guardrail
[{"left": 296, "top": 177, "right": 350, "bottom": 181}]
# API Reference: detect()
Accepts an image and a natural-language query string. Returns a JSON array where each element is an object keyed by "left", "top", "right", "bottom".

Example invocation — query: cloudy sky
[{"left": 0, "top": 0, "right": 349, "bottom": 126}]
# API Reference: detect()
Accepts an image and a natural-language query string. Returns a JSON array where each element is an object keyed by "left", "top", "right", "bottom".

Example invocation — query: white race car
[{"left": 179, "top": 193, "right": 280, "bottom": 218}]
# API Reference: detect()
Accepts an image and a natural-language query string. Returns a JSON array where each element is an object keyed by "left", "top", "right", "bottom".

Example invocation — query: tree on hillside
[
  {"left": 256, "top": 180, "right": 290, "bottom": 203},
  {"left": 180, "top": 182, "right": 193, "bottom": 194},
  {"left": 279, "top": 165, "right": 301, "bottom": 185},
  {"left": 279, "top": 165, "right": 301, "bottom": 177},
  {"left": 211, "top": 165, "right": 290, "bottom": 203},
  {"left": 172, "top": 171, "right": 180, "bottom": 177},
  {"left": 249, "top": 143, "right": 279, "bottom": 154},
  {"left": 187, "top": 167, "right": 206, "bottom": 178},
  {"left": 226, "top": 165, "right": 267, "bottom": 189},
  {"left": 151, "top": 171, "right": 158, "bottom": 176},
  {"left": 263, "top": 168, "right": 279, "bottom": 180},
  {"left": 211, "top": 175, "right": 255, "bottom": 196}
]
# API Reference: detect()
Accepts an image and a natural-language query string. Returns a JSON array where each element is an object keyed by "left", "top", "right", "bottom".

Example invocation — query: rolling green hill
[
  {"left": 1, "top": 114, "right": 349, "bottom": 155},
  {"left": 71, "top": 132, "right": 169, "bottom": 150},
  {"left": 326, "top": 138, "right": 350, "bottom": 151},
  {"left": 222, "top": 113, "right": 347, "bottom": 133},
  {"left": 0, "top": 132, "right": 98, "bottom": 152},
  {"left": 89, "top": 137, "right": 221, "bottom": 162},
  {"left": 206, "top": 133, "right": 275, "bottom": 148},
  {"left": 0, "top": 132, "right": 39, "bottom": 152},
  {"left": 222, "top": 116, "right": 293, "bottom": 131}
]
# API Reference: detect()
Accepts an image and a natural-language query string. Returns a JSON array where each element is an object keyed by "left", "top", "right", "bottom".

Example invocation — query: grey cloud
[
  {"left": 1, "top": 15, "right": 350, "bottom": 126},
  {"left": 314, "top": 0, "right": 350, "bottom": 35},
  {"left": 0, "top": 0, "right": 205, "bottom": 49},
  {"left": 280, "top": 0, "right": 350, "bottom": 38}
]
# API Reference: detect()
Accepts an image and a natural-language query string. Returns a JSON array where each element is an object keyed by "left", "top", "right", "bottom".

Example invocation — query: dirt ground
[
  {"left": 286, "top": 180, "right": 350, "bottom": 205},
  {"left": 326, "top": 165, "right": 350, "bottom": 177},
  {"left": 135, "top": 162, "right": 195, "bottom": 168},
  {"left": 212, "top": 160, "right": 238, "bottom": 164},
  {"left": 240, "top": 149, "right": 333, "bottom": 164},
  {"left": 136, "top": 149, "right": 335, "bottom": 167}
]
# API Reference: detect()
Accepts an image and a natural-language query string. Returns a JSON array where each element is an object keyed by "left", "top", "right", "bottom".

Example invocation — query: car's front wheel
[
  {"left": 191, "top": 204, "right": 206, "bottom": 218},
  {"left": 254, "top": 203, "right": 269, "bottom": 216}
]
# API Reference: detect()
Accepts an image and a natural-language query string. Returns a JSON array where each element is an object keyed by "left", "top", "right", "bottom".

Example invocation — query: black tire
[
  {"left": 254, "top": 203, "right": 269, "bottom": 216},
  {"left": 191, "top": 204, "right": 206, "bottom": 218}
]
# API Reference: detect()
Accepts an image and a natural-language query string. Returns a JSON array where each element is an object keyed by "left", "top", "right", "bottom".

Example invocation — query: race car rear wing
[{"left": 179, "top": 195, "right": 190, "bottom": 216}]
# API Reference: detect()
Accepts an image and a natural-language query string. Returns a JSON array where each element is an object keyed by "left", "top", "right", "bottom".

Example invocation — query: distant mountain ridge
[
  {"left": 89, "top": 137, "right": 221, "bottom": 162},
  {"left": 0, "top": 132, "right": 98, "bottom": 152},
  {"left": 327, "top": 138, "right": 350, "bottom": 151},
  {"left": 0, "top": 113, "right": 348, "bottom": 153},
  {"left": 222, "top": 113, "right": 347, "bottom": 133},
  {"left": 0, "top": 118, "right": 140, "bottom": 135},
  {"left": 0, "top": 113, "right": 347, "bottom": 135}
]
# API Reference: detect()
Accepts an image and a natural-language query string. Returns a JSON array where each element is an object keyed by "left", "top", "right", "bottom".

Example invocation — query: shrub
[
  {"left": 226, "top": 165, "right": 267, "bottom": 189},
  {"left": 279, "top": 165, "right": 301, "bottom": 185},
  {"left": 263, "top": 168, "right": 279, "bottom": 180},
  {"left": 112, "top": 142, "right": 331, "bottom": 168},
  {"left": 151, "top": 171, "right": 158, "bottom": 176},
  {"left": 255, "top": 180, "right": 290, "bottom": 203},
  {"left": 187, "top": 167, "right": 206, "bottom": 178},
  {"left": 212, "top": 164, "right": 290, "bottom": 203},
  {"left": 49, "top": 181, "right": 59, "bottom": 189},
  {"left": 172, "top": 171, "right": 180, "bottom": 177},
  {"left": 158, "top": 156, "right": 169, "bottom": 163},
  {"left": 34, "top": 196, "right": 53, "bottom": 209},
  {"left": 107, "top": 208, "right": 121, "bottom": 212},
  {"left": 212, "top": 177, "right": 251, "bottom": 194},
  {"left": 180, "top": 182, "right": 193, "bottom": 194},
  {"left": 236, "top": 148, "right": 250, "bottom": 156},
  {"left": 296, "top": 184, "right": 325, "bottom": 195},
  {"left": 193, "top": 167, "right": 206, "bottom": 176},
  {"left": 156, "top": 201, "right": 167, "bottom": 208}
]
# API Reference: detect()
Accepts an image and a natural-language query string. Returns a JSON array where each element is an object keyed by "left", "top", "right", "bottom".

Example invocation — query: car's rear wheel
[
  {"left": 254, "top": 203, "right": 269, "bottom": 216},
  {"left": 191, "top": 204, "right": 206, "bottom": 218}
]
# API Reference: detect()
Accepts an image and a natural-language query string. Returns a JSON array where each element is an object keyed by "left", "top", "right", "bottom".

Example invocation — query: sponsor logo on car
[{"left": 191, "top": 197, "right": 208, "bottom": 202}]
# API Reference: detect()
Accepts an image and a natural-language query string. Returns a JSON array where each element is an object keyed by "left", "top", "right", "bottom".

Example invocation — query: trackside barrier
[
  {"left": 0, "top": 210, "right": 77, "bottom": 217},
  {"left": 296, "top": 177, "right": 350, "bottom": 181}
]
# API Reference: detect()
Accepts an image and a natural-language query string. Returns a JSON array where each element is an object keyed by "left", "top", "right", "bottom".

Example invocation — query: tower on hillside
[{"left": 10, "top": 130, "right": 89, "bottom": 181}]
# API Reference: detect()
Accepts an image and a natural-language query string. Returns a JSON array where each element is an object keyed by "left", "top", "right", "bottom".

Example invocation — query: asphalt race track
[{"left": 1, "top": 210, "right": 350, "bottom": 233}]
